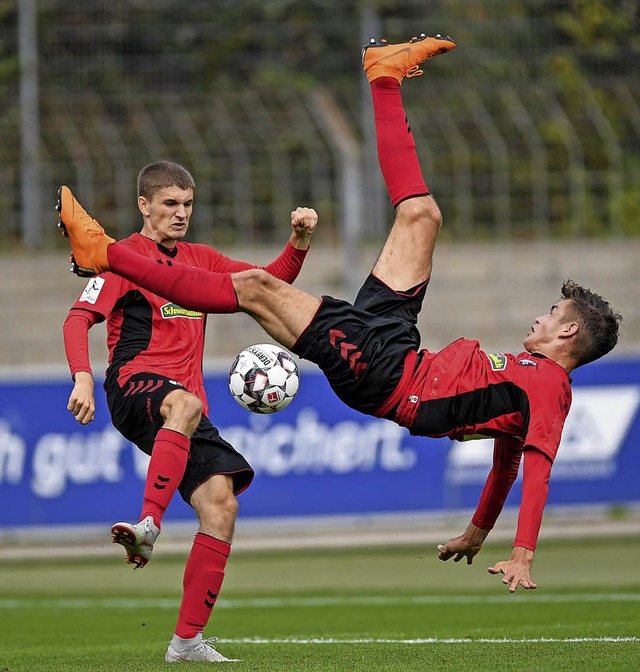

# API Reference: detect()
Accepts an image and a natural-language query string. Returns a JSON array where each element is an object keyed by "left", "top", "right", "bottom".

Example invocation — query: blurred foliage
[{"left": 2, "top": 0, "right": 640, "bottom": 245}]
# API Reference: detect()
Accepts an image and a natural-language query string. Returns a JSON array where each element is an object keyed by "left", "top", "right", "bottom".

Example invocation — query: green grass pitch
[{"left": 0, "top": 535, "right": 638, "bottom": 671}]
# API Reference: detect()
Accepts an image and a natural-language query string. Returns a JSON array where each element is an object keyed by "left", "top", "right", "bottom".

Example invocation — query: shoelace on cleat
[
  {"left": 203, "top": 637, "right": 219, "bottom": 646},
  {"left": 196, "top": 637, "right": 221, "bottom": 653}
]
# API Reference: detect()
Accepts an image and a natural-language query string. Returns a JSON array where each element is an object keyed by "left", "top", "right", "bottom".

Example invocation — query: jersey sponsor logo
[
  {"left": 160, "top": 303, "right": 203, "bottom": 320},
  {"left": 487, "top": 353, "right": 507, "bottom": 371},
  {"left": 79, "top": 277, "right": 105, "bottom": 304}
]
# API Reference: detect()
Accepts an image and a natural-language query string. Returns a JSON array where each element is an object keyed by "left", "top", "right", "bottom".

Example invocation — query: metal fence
[{"left": 4, "top": 0, "right": 640, "bottom": 249}]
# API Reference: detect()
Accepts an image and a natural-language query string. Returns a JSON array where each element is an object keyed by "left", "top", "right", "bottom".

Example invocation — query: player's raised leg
[
  {"left": 235, "top": 33, "right": 458, "bottom": 346},
  {"left": 56, "top": 185, "right": 320, "bottom": 349},
  {"left": 362, "top": 33, "right": 455, "bottom": 292},
  {"left": 57, "top": 187, "right": 238, "bottom": 313},
  {"left": 233, "top": 269, "right": 321, "bottom": 349}
]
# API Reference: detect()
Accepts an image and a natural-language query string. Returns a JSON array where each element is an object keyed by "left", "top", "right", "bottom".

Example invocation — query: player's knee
[
  {"left": 196, "top": 485, "right": 238, "bottom": 534},
  {"left": 233, "top": 268, "right": 277, "bottom": 307},
  {"left": 202, "top": 487, "right": 237, "bottom": 514},
  {"left": 176, "top": 392, "right": 202, "bottom": 422},
  {"left": 162, "top": 390, "right": 202, "bottom": 433},
  {"left": 183, "top": 394, "right": 203, "bottom": 425},
  {"left": 397, "top": 195, "right": 442, "bottom": 231},
  {"left": 425, "top": 196, "right": 443, "bottom": 230},
  {"left": 218, "top": 489, "right": 238, "bottom": 520}
]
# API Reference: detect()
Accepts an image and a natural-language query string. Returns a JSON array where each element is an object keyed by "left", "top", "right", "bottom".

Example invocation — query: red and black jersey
[
  {"left": 391, "top": 338, "right": 572, "bottom": 462},
  {"left": 293, "top": 277, "right": 572, "bottom": 552},
  {"left": 65, "top": 233, "right": 307, "bottom": 415}
]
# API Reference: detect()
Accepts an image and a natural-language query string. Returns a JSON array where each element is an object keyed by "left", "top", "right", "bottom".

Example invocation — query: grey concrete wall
[{"left": 1, "top": 239, "right": 638, "bottom": 377}]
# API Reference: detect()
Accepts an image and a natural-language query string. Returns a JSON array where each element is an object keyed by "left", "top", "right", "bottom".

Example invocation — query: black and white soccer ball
[{"left": 228, "top": 343, "right": 300, "bottom": 414}]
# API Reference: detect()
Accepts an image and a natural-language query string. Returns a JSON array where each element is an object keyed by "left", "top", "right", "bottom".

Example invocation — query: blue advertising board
[{"left": 0, "top": 356, "right": 638, "bottom": 529}]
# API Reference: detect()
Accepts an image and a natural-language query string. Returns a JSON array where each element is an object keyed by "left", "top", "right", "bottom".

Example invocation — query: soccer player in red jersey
[
  {"left": 59, "top": 35, "right": 621, "bottom": 597},
  {"left": 62, "top": 160, "right": 317, "bottom": 662}
]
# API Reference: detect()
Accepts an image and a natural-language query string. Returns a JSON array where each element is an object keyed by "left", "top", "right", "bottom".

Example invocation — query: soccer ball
[{"left": 228, "top": 343, "right": 300, "bottom": 414}]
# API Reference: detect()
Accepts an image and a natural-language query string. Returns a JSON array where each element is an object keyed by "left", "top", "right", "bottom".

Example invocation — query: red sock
[
  {"left": 106, "top": 243, "right": 238, "bottom": 313},
  {"left": 175, "top": 533, "right": 231, "bottom": 639},
  {"left": 370, "top": 77, "right": 429, "bottom": 207},
  {"left": 140, "top": 428, "right": 191, "bottom": 528}
]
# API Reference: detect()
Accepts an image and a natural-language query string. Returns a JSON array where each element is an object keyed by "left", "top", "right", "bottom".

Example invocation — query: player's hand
[
  {"left": 437, "top": 522, "right": 489, "bottom": 565},
  {"left": 67, "top": 371, "right": 96, "bottom": 424},
  {"left": 487, "top": 546, "right": 537, "bottom": 593},
  {"left": 437, "top": 535, "right": 482, "bottom": 565},
  {"left": 290, "top": 207, "right": 318, "bottom": 243}
]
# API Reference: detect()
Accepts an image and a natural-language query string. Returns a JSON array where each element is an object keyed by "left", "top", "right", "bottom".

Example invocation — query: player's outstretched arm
[
  {"left": 288, "top": 206, "right": 318, "bottom": 249},
  {"left": 486, "top": 448, "right": 550, "bottom": 592},
  {"left": 437, "top": 522, "right": 490, "bottom": 565},
  {"left": 488, "top": 546, "right": 538, "bottom": 593}
]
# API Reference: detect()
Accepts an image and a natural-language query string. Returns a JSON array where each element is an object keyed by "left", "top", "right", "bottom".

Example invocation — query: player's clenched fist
[{"left": 290, "top": 207, "right": 318, "bottom": 237}]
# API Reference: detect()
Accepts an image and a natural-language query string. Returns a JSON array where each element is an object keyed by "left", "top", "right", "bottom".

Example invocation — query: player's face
[
  {"left": 138, "top": 186, "right": 194, "bottom": 247},
  {"left": 523, "top": 299, "right": 574, "bottom": 353}
]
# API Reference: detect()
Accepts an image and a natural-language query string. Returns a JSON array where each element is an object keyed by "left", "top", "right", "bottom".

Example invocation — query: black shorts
[
  {"left": 292, "top": 273, "right": 427, "bottom": 415},
  {"left": 105, "top": 373, "right": 254, "bottom": 503}
]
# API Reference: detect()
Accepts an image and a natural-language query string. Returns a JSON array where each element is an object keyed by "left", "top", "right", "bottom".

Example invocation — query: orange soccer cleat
[
  {"left": 362, "top": 33, "right": 456, "bottom": 84},
  {"left": 56, "top": 185, "right": 114, "bottom": 276}
]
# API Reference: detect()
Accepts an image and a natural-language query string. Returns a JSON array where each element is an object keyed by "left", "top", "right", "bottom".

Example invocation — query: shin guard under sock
[
  {"left": 175, "top": 534, "right": 231, "bottom": 638},
  {"left": 141, "top": 428, "right": 191, "bottom": 528}
]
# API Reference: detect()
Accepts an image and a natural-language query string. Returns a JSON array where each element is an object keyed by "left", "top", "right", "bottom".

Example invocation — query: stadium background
[{"left": 1, "top": 1, "right": 639, "bottom": 543}]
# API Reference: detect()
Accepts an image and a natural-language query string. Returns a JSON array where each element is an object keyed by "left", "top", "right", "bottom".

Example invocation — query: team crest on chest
[
  {"left": 161, "top": 303, "right": 203, "bottom": 319},
  {"left": 487, "top": 353, "right": 507, "bottom": 371}
]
